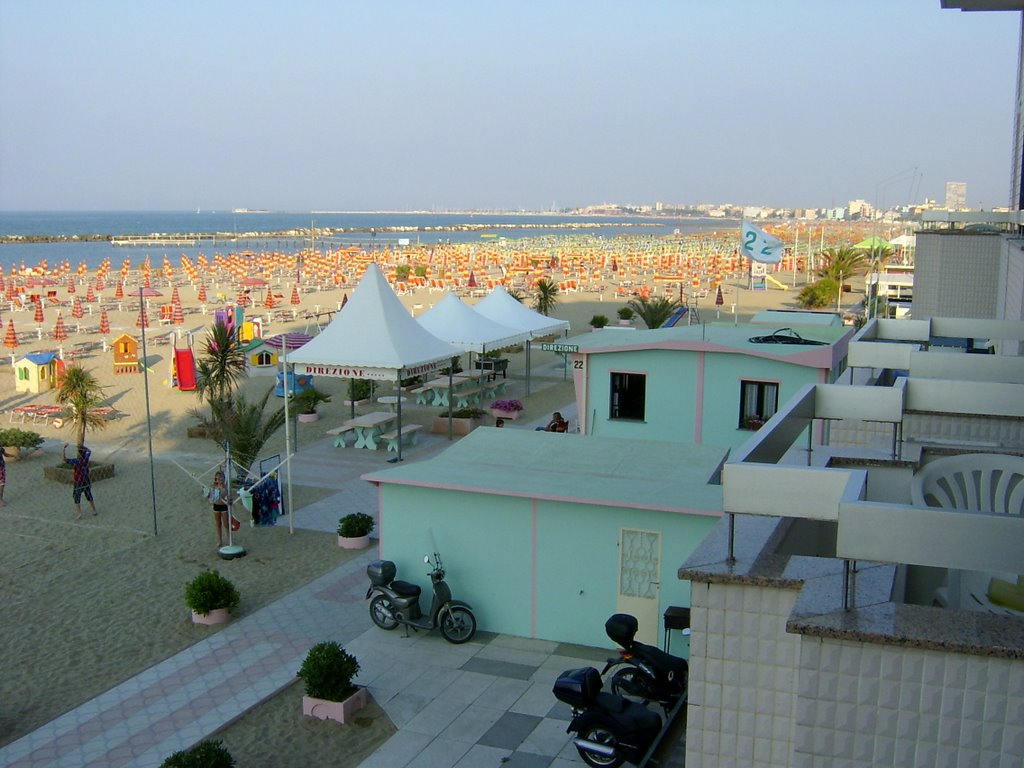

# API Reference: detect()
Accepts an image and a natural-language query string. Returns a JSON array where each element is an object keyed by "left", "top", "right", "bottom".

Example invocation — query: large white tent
[
  {"left": 288, "top": 263, "right": 460, "bottom": 460},
  {"left": 418, "top": 292, "right": 530, "bottom": 354},
  {"left": 473, "top": 286, "right": 570, "bottom": 395}
]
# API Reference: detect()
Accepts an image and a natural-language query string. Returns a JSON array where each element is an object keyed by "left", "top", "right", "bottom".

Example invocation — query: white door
[{"left": 616, "top": 528, "right": 661, "bottom": 645}]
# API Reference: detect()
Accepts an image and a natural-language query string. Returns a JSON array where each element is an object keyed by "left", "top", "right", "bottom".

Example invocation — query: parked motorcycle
[
  {"left": 601, "top": 613, "right": 688, "bottom": 714},
  {"left": 553, "top": 666, "right": 662, "bottom": 768},
  {"left": 365, "top": 553, "right": 477, "bottom": 644}
]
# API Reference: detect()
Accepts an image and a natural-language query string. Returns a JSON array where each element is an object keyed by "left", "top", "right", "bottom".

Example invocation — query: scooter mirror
[{"left": 424, "top": 555, "right": 431, "bottom": 564}]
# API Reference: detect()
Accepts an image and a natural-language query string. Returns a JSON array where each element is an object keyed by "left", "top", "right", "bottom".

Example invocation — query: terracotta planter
[
  {"left": 303, "top": 687, "right": 367, "bottom": 724},
  {"left": 431, "top": 416, "right": 480, "bottom": 436},
  {"left": 298, "top": 412, "right": 320, "bottom": 423},
  {"left": 618, "top": 319, "right": 632, "bottom": 326},
  {"left": 4, "top": 447, "right": 21, "bottom": 462},
  {"left": 191, "top": 607, "right": 231, "bottom": 626},
  {"left": 338, "top": 534, "right": 370, "bottom": 549},
  {"left": 491, "top": 409, "right": 520, "bottom": 421}
]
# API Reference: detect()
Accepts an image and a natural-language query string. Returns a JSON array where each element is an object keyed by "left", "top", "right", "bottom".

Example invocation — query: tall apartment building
[{"left": 945, "top": 180, "right": 967, "bottom": 210}]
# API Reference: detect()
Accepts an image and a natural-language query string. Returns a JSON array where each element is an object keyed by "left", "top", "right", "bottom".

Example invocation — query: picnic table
[
  {"left": 420, "top": 374, "right": 477, "bottom": 408},
  {"left": 329, "top": 411, "right": 397, "bottom": 450}
]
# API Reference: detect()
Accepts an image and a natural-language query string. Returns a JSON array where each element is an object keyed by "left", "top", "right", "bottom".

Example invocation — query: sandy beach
[{"left": 0, "top": 238, "right": 862, "bottom": 763}]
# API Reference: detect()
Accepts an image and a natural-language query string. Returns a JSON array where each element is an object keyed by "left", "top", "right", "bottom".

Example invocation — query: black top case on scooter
[{"left": 367, "top": 560, "right": 396, "bottom": 586}]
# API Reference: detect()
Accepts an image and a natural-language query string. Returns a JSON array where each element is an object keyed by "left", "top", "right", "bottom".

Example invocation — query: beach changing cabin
[
  {"left": 15, "top": 351, "right": 62, "bottom": 393},
  {"left": 112, "top": 333, "right": 140, "bottom": 374}
]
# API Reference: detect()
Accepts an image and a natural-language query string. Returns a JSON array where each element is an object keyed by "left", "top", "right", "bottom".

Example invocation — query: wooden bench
[
  {"left": 379, "top": 424, "right": 422, "bottom": 453},
  {"left": 326, "top": 419, "right": 360, "bottom": 448},
  {"left": 453, "top": 387, "right": 483, "bottom": 408}
]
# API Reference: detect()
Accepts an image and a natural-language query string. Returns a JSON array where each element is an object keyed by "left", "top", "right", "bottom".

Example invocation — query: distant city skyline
[{"left": 0, "top": 2, "right": 1019, "bottom": 212}]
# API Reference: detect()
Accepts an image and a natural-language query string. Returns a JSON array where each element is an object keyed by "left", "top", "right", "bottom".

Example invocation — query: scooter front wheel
[
  {"left": 369, "top": 595, "right": 399, "bottom": 630},
  {"left": 440, "top": 606, "right": 476, "bottom": 644}
]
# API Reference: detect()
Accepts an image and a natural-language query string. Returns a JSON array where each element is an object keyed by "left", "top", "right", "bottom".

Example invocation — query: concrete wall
[
  {"left": 377, "top": 483, "right": 718, "bottom": 648},
  {"left": 913, "top": 233, "right": 1002, "bottom": 320}
]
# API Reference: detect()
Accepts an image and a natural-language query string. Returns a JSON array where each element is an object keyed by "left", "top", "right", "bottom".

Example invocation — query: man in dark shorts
[{"left": 63, "top": 444, "right": 97, "bottom": 519}]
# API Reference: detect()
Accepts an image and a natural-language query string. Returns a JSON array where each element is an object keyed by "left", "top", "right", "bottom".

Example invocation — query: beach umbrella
[
  {"left": 71, "top": 296, "right": 84, "bottom": 319},
  {"left": 290, "top": 285, "right": 301, "bottom": 305},
  {"left": 114, "top": 281, "right": 124, "bottom": 299},
  {"left": 138, "top": 287, "right": 163, "bottom": 298},
  {"left": 136, "top": 305, "right": 149, "bottom": 328},
  {"left": 85, "top": 284, "right": 96, "bottom": 303},
  {"left": 33, "top": 298, "right": 44, "bottom": 324},
  {"left": 53, "top": 312, "right": 68, "bottom": 341},
  {"left": 715, "top": 285, "right": 724, "bottom": 306},
  {"left": 67, "top": 277, "right": 76, "bottom": 294},
  {"left": 240, "top": 276, "right": 268, "bottom": 287},
  {"left": 3, "top": 319, "right": 18, "bottom": 349},
  {"left": 197, "top": 284, "right": 208, "bottom": 302},
  {"left": 235, "top": 291, "right": 251, "bottom": 307},
  {"left": 467, "top": 271, "right": 478, "bottom": 288},
  {"left": 171, "top": 295, "right": 185, "bottom": 324},
  {"left": 95, "top": 277, "right": 105, "bottom": 292},
  {"left": 264, "top": 290, "right": 278, "bottom": 309},
  {"left": 99, "top": 309, "right": 110, "bottom": 335},
  {"left": 340, "top": 293, "right": 348, "bottom": 309}
]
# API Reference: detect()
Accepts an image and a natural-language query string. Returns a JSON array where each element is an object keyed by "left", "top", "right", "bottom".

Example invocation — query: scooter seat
[
  {"left": 391, "top": 580, "right": 421, "bottom": 598},
  {"left": 636, "top": 643, "right": 688, "bottom": 680}
]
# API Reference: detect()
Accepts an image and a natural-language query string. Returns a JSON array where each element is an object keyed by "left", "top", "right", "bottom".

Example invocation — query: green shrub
[
  {"left": 616, "top": 306, "right": 635, "bottom": 320},
  {"left": 0, "top": 428, "right": 45, "bottom": 450},
  {"left": 292, "top": 386, "right": 331, "bottom": 414},
  {"left": 161, "top": 740, "right": 235, "bottom": 768},
  {"left": 297, "top": 641, "right": 360, "bottom": 702},
  {"left": 185, "top": 570, "right": 240, "bottom": 615},
  {"left": 446, "top": 407, "right": 485, "bottom": 419},
  {"left": 337, "top": 512, "right": 374, "bottom": 538},
  {"left": 347, "top": 379, "right": 374, "bottom": 401},
  {"left": 589, "top": 314, "right": 609, "bottom": 328}
]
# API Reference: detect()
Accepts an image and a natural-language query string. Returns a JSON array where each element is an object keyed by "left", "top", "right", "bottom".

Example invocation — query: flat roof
[{"left": 364, "top": 428, "right": 726, "bottom": 515}]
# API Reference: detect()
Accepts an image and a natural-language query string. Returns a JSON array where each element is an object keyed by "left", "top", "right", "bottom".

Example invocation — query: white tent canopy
[
  {"left": 474, "top": 286, "right": 570, "bottom": 339},
  {"left": 890, "top": 234, "right": 916, "bottom": 248},
  {"left": 288, "top": 264, "right": 461, "bottom": 460},
  {"left": 417, "top": 292, "right": 531, "bottom": 353},
  {"left": 473, "top": 286, "right": 570, "bottom": 396},
  {"left": 289, "top": 263, "right": 459, "bottom": 379}
]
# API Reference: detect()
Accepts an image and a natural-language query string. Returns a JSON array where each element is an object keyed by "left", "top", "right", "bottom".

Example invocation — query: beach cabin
[
  {"left": 15, "top": 351, "right": 62, "bottom": 393},
  {"left": 364, "top": 429, "right": 726, "bottom": 648},
  {"left": 567, "top": 320, "right": 854, "bottom": 448},
  {"left": 245, "top": 332, "right": 312, "bottom": 378},
  {"left": 112, "top": 333, "right": 140, "bottom": 374}
]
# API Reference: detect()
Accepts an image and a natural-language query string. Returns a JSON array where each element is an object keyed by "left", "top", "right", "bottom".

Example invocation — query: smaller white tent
[
  {"left": 418, "top": 293, "right": 530, "bottom": 353},
  {"left": 473, "top": 287, "right": 570, "bottom": 395}
]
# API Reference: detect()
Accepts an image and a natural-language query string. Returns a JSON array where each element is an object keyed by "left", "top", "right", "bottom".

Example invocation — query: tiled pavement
[{"left": 0, "top": 395, "right": 607, "bottom": 768}]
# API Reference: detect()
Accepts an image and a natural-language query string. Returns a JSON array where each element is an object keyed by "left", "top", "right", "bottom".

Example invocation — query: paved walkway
[{"left": 0, "top": 390, "right": 597, "bottom": 768}]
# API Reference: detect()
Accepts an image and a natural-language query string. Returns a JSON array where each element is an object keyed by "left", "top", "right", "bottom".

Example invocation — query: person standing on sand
[
  {"left": 63, "top": 443, "right": 97, "bottom": 519},
  {"left": 204, "top": 471, "right": 232, "bottom": 550}
]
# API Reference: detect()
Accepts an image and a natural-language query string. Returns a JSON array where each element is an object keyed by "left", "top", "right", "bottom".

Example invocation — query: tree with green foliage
[
  {"left": 816, "top": 246, "right": 868, "bottom": 283},
  {"left": 627, "top": 296, "right": 680, "bottom": 329},
  {"left": 210, "top": 388, "right": 286, "bottom": 479},
  {"left": 796, "top": 278, "right": 840, "bottom": 309},
  {"left": 195, "top": 321, "right": 247, "bottom": 414},
  {"left": 532, "top": 278, "right": 559, "bottom": 316},
  {"left": 55, "top": 365, "right": 109, "bottom": 451}
]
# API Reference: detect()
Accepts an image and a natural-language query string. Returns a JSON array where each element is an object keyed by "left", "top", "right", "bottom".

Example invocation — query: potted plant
[
  {"left": 490, "top": 398, "right": 524, "bottom": 421},
  {"left": 185, "top": 569, "right": 240, "bottom": 625},
  {"left": 161, "top": 740, "right": 235, "bottom": 768},
  {"left": 344, "top": 379, "right": 374, "bottom": 407},
  {"left": 292, "top": 386, "right": 331, "bottom": 423},
  {"left": 589, "top": 314, "right": 609, "bottom": 330},
  {"left": 432, "top": 407, "right": 485, "bottom": 436},
  {"left": 0, "top": 427, "right": 45, "bottom": 461},
  {"left": 617, "top": 306, "right": 635, "bottom": 326},
  {"left": 337, "top": 512, "right": 374, "bottom": 549},
  {"left": 298, "top": 640, "right": 367, "bottom": 724}
]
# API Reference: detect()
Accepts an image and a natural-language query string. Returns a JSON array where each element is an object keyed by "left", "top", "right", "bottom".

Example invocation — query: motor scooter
[
  {"left": 553, "top": 666, "right": 662, "bottom": 768},
  {"left": 365, "top": 553, "right": 477, "bottom": 644},
  {"left": 601, "top": 613, "right": 687, "bottom": 714}
]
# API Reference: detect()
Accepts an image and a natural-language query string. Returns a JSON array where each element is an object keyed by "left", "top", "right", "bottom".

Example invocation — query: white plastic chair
[{"left": 910, "top": 453, "right": 1024, "bottom": 515}]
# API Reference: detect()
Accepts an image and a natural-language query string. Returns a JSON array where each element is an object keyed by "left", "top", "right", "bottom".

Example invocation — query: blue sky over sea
[{"left": 0, "top": 1, "right": 1018, "bottom": 212}]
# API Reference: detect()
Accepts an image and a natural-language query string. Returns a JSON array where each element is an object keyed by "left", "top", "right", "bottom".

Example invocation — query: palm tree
[
  {"left": 627, "top": 296, "right": 680, "bottom": 329},
  {"left": 532, "top": 279, "right": 559, "bottom": 316},
  {"left": 816, "top": 246, "right": 868, "bottom": 283},
  {"left": 55, "top": 365, "right": 109, "bottom": 450},
  {"left": 195, "top": 321, "right": 247, "bottom": 413},
  {"left": 211, "top": 387, "right": 286, "bottom": 480}
]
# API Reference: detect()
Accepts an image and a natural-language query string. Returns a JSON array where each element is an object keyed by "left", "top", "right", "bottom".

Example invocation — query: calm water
[{"left": 0, "top": 211, "right": 733, "bottom": 271}]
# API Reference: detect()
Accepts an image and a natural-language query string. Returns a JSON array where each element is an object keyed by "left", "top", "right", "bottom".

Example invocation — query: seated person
[{"left": 536, "top": 411, "right": 569, "bottom": 433}]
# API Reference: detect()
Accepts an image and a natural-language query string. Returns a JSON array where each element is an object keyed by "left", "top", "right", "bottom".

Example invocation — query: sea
[{"left": 0, "top": 211, "right": 733, "bottom": 272}]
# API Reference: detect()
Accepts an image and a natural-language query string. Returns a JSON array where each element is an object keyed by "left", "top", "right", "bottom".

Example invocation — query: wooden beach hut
[
  {"left": 112, "top": 333, "right": 140, "bottom": 374},
  {"left": 15, "top": 351, "right": 62, "bottom": 393}
]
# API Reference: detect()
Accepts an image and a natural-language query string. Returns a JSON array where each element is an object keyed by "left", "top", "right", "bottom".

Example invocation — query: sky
[{"left": 0, "top": 1, "right": 1019, "bottom": 212}]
